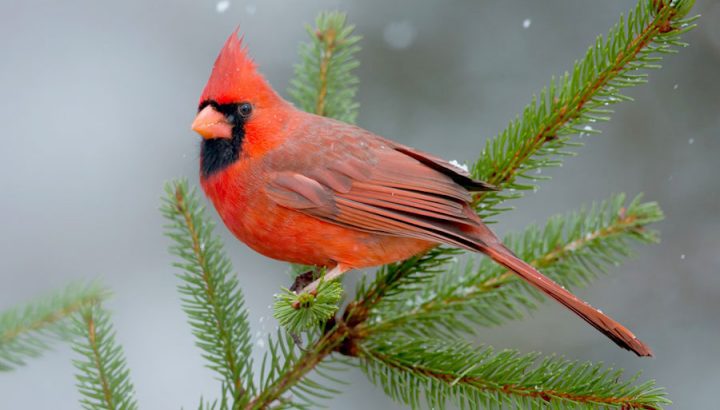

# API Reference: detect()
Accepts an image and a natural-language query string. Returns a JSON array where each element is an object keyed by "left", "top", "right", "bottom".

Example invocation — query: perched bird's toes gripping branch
[{"left": 302, "top": 264, "right": 351, "bottom": 294}]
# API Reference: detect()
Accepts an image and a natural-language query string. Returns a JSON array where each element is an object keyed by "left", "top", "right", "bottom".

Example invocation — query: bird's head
[{"left": 192, "top": 30, "right": 289, "bottom": 177}]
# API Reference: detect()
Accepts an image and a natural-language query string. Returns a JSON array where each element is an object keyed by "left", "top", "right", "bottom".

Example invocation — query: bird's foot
[
  {"left": 302, "top": 264, "right": 351, "bottom": 293},
  {"left": 289, "top": 269, "right": 316, "bottom": 293}
]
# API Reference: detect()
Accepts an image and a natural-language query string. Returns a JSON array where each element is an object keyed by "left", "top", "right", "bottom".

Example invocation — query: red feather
[{"left": 199, "top": 30, "right": 277, "bottom": 106}]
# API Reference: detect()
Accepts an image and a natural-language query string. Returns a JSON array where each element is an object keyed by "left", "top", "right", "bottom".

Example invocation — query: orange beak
[{"left": 191, "top": 106, "right": 232, "bottom": 140}]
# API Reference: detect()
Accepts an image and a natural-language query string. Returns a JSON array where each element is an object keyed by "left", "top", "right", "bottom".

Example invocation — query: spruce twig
[
  {"left": 471, "top": 0, "right": 697, "bottom": 220},
  {"left": 0, "top": 282, "right": 107, "bottom": 371},
  {"left": 289, "top": 11, "right": 361, "bottom": 123},
  {"left": 71, "top": 305, "right": 138, "bottom": 410},
  {"left": 162, "top": 181, "right": 254, "bottom": 407},
  {"left": 360, "top": 338, "right": 669, "bottom": 409}
]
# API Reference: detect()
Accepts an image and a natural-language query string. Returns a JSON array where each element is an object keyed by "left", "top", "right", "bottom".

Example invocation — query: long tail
[{"left": 481, "top": 244, "right": 653, "bottom": 357}]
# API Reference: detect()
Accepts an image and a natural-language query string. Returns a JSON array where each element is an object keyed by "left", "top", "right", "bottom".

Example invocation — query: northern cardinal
[{"left": 191, "top": 31, "right": 652, "bottom": 356}]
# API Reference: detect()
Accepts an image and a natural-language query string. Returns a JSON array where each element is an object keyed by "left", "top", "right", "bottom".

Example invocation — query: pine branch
[
  {"left": 71, "top": 305, "right": 138, "bottom": 410},
  {"left": 0, "top": 282, "right": 107, "bottom": 371},
  {"left": 162, "top": 180, "right": 254, "bottom": 407},
  {"left": 471, "top": 0, "right": 697, "bottom": 219},
  {"left": 288, "top": 11, "right": 361, "bottom": 123},
  {"left": 359, "top": 337, "right": 670, "bottom": 410},
  {"left": 366, "top": 194, "right": 663, "bottom": 338}
]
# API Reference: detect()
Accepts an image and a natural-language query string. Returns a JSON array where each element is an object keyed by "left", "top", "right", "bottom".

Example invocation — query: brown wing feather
[
  {"left": 265, "top": 172, "right": 334, "bottom": 210},
  {"left": 390, "top": 144, "right": 498, "bottom": 191},
  {"left": 265, "top": 135, "right": 488, "bottom": 251}
]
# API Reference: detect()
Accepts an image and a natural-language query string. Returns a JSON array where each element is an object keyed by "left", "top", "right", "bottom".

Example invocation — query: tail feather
[{"left": 482, "top": 245, "right": 653, "bottom": 357}]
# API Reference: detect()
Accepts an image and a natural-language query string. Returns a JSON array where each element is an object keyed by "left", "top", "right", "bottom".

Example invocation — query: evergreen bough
[
  {"left": 0, "top": 282, "right": 106, "bottom": 371},
  {"left": 0, "top": 3, "right": 697, "bottom": 409},
  {"left": 71, "top": 305, "right": 138, "bottom": 410}
]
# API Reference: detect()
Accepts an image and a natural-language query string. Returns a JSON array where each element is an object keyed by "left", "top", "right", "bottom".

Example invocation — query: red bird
[{"left": 191, "top": 31, "right": 652, "bottom": 356}]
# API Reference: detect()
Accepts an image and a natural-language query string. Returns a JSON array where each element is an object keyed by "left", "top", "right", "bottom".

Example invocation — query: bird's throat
[{"left": 200, "top": 125, "right": 245, "bottom": 177}]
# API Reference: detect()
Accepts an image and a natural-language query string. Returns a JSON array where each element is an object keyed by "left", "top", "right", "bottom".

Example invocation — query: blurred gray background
[{"left": 1, "top": 0, "right": 718, "bottom": 408}]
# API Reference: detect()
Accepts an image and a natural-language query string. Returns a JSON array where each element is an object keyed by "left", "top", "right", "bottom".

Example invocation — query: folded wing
[{"left": 265, "top": 135, "right": 494, "bottom": 250}]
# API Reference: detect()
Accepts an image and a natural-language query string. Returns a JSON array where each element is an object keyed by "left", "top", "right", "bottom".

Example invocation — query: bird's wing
[
  {"left": 264, "top": 127, "right": 495, "bottom": 249},
  {"left": 389, "top": 143, "right": 497, "bottom": 192},
  {"left": 264, "top": 124, "right": 654, "bottom": 357}
]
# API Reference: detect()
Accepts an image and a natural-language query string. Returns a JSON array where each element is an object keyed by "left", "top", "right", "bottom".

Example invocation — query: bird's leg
[
  {"left": 289, "top": 269, "right": 317, "bottom": 293},
  {"left": 302, "top": 264, "right": 351, "bottom": 293}
]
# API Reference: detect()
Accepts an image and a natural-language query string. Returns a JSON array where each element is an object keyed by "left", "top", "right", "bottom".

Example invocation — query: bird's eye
[{"left": 238, "top": 103, "right": 253, "bottom": 118}]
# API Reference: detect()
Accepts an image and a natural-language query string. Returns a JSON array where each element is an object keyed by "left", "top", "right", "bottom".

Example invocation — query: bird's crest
[{"left": 199, "top": 29, "right": 275, "bottom": 105}]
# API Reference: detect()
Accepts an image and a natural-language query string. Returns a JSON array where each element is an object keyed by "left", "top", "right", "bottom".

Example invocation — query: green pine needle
[
  {"left": 471, "top": 0, "right": 698, "bottom": 220},
  {"left": 359, "top": 337, "right": 671, "bottom": 410},
  {"left": 0, "top": 282, "right": 108, "bottom": 371},
  {"left": 274, "top": 280, "right": 343, "bottom": 333},
  {"left": 161, "top": 180, "right": 254, "bottom": 406},
  {"left": 368, "top": 194, "right": 663, "bottom": 338},
  {"left": 71, "top": 305, "right": 138, "bottom": 410},
  {"left": 196, "top": 389, "right": 229, "bottom": 410},
  {"left": 288, "top": 11, "right": 362, "bottom": 123}
]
